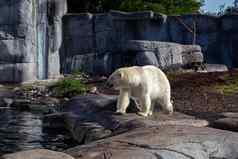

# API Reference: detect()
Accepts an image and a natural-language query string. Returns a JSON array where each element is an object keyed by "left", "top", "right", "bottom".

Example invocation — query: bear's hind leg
[
  {"left": 137, "top": 94, "right": 151, "bottom": 117},
  {"left": 166, "top": 101, "right": 173, "bottom": 114},
  {"left": 158, "top": 98, "right": 173, "bottom": 115}
]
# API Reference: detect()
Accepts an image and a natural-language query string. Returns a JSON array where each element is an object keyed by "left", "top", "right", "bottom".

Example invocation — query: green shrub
[
  {"left": 112, "top": 0, "right": 202, "bottom": 15},
  {"left": 68, "top": 0, "right": 203, "bottom": 15},
  {"left": 50, "top": 78, "right": 88, "bottom": 98}
]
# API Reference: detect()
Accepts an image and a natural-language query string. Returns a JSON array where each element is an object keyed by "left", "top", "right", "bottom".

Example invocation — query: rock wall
[
  {"left": 1, "top": 3, "right": 237, "bottom": 82},
  {"left": 61, "top": 11, "right": 238, "bottom": 75},
  {"left": 46, "top": 0, "right": 67, "bottom": 79},
  {"left": 0, "top": 0, "right": 36, "bottom": 82},
  {"left": 0, "top": 0, "right": 66, "bottom": 83}
]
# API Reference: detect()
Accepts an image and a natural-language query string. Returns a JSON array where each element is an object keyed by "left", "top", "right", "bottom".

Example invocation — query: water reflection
[{"left": 0, "top": 109, "right": 77, "bottom": 155}]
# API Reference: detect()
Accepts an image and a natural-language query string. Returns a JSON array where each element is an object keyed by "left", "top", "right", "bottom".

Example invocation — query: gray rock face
[
  {"left": 36, "top": 0, "right": 67, "bottom": 80},
  {"left": 62, "top": 13, "right": 94, "bottom": 56},
  {"left": 0, "top": 0, "right": 36, "bottom": 82},
  {"left": 182, "top": 45, "right": 203, "bottom": 64},
  {"left": 0, "top": 63, "right": 37, "bottom": 82},
  {"left": 214, "top": 118, "right": 238, "bottom": 131},
  {"left": 125, "top": 41, "right": 184, "bottom": 69},
  {"left": 126, "top": 40, "right": 203, "bottom": 69},
  {"left": 65, "top": 126, "right": 238, "bottom": 159},
  {"left": 63, "top": 94, "right": 204, "bottom": 143},
  {"left": 0, "top": 0, "right": 66, "bottom": 82},
  {"left": 211, "top": 112, "right": 238, "bottom": 131},
  {"left": 203, "top": 64, "right": 228, "bottom": 72},
  {"left": 62, "top": 94, "right": 118, "bottom": 143},
  {"left": 62, "top": 39, "right": 203, "bottom": 75},
  {"left": 2, "top": 149, "right": 75, "bottom": 159},
  {"left": 1, "top": 4, "right": 238, "bottom": 82},
  {"left": 61, "top": 11, "right": 238, "bottom": 75},
  {"left": 135, "top": 51, "right": 159, "bottom": 66},
  {"left": 62, "top": 94, "right": 209, "bottom": 144},
  {"left": 63, "top": 11, "right": 228, "bottom": 75},
  {"left": 63, "top": 94, "right": 238, "bottom": 159}
]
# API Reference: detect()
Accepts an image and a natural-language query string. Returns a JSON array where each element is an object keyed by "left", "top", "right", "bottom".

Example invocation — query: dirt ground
[
  {"left": 90, "top": 70, "right": 238, "bottom": 120},
  {"left": 170, "top": 71, "right": 238, "bottom": 116}
]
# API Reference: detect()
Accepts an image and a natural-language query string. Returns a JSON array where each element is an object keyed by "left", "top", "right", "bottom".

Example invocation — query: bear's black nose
[{"left": 105, "top": 82, "right": 113, "bottom": 88}]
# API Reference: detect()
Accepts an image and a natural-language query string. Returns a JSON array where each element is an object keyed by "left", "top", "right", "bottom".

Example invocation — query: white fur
[{"left": 107, "top": 65, "right": 173, "bottom": 117}]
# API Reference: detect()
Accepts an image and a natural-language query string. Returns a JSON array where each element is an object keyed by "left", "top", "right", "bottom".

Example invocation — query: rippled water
[{"left": 0, "top": 108, "right": 78, "bottom": 155}]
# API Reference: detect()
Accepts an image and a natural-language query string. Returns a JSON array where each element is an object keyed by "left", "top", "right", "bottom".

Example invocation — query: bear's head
[
  {"left": 105, "top": 69, "right": 129, "bottom": 90},
  {"left": 106, "top": 67, "right": 142, "bottom": 90}
]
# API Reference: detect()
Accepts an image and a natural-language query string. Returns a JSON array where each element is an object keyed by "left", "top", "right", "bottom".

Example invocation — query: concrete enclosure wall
[
  {"left": 0, "top": 0, "right": 37, "bottom": 82},
  {"left": 61, "top": 11, "right": 238, "bottom": 75},
  {"left": 0, "top": 0, "right": 67, "bottom": 83},
  {"left": 0, "top": 1, "right": 238, "bottom": 82}
]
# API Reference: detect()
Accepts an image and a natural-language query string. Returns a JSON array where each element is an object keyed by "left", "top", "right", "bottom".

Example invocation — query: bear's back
[{"left": 141, "top": 65, "right": 170, "bottom": 98}]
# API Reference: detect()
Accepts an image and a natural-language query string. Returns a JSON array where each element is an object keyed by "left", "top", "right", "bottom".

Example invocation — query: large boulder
[
  {"left": 125, "top": 40, "right": 203, "bottom": 69},
  {"left": 2, "top": 149, "right": 75, "bottom": 159},
  {"left": 62, "top": 40, "right": 204, "bottom": 75},
  {"left": 202, "top": 64, "right": 228, "bottom": 72},
  {"left": 62, "top": 94, "right": 238, "bottom": 159},
  {"left": 65, "top": 125, "right": 238, "bottom": 159},
  {"left": 211, "top": 112, "right": 238, "bottom": 131},
  {"left": 135, "top": 51, "right": 159, "bottom": 67},
  {"left": 62, "top": 94, "right": 208, "bottom": 144}
]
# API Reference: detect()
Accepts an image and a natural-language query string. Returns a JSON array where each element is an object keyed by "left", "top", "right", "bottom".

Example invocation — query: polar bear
[{"left": 106, "top": 65, "right": 173, "bottom": 117}]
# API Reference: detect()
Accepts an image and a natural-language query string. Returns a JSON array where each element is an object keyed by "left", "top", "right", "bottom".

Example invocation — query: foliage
[
  {"left": 215, "top": 0, "right": 238, "bottom": 16},
  {"left": 50, "top": 78, "right": 88, "bottom": 98},
  {"left": 71, "top": 70, "right": 89, "bottom": 82},
  {"left": 224, "top": 6, "right": 238, "bottom": 15},
  {"left": 166, "top": 71, "right": 186, "bottom": 81},
  {"left": 67, "top": 0, "right": 204, "bottom": 15},
  {"left": 215, "top": 75, "right": 238, "bottom": 95}
]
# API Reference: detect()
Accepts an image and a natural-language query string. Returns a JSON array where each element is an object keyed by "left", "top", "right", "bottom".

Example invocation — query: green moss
[
  {"left": 166, "top": 71, "right": 188, "bottom": 81},
  {"left": 215, "top": 75, "right": 238, "bottom": 95},
  {"left": 166, "top": 72, "right": 178, "bottom": 81},
  {"left": 21, "top": 85, "right": 34, "bottom": 91},
  {"left": 72, "top": 70, "right": 83, "bottom": 75},
  {"left": 50, "top": 78, "right": 88, "bottom": 98}
]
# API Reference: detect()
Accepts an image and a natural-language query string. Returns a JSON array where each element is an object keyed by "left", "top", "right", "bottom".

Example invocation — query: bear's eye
[{"left": 117, "top": 72, "right": 123, "bottom": 79}]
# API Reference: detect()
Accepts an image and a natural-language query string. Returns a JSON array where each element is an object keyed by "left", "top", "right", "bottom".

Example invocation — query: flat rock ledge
[
  {"left": 58, "top": 94, "right": 238, "bottom": 159},
  {"left": 212, "top": 112, "right": 238, "bottom": 131},
  {"left": 2, "top": 149, "right": 75, "bottom": 159},
  {"left": 62, "top": 94, "right": 208, "bottom": 143},
  {"left": 65, "top": 125, "right": 238, "bottom": 159}
]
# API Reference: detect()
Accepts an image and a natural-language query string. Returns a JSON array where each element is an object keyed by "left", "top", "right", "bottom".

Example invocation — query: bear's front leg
[
  {"left": 116, "top": 89, "right": 130, "bottom": 114},
  {"left": 148, "top": 101, "right": 155, "bottom": 116},
  {"left": 137, "top": 94, "right": 151, "bottom": 117}
]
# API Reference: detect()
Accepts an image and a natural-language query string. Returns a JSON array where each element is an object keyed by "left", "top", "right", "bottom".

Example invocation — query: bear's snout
[{"left": 105, "top": 81, "right": 114, "bottom": 89}]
